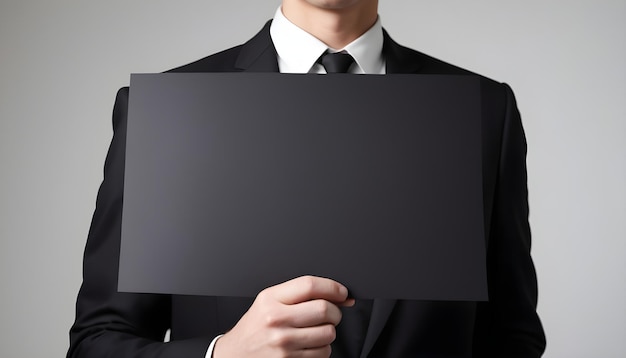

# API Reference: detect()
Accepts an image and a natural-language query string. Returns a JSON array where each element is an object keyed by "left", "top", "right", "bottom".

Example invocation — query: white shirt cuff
[{"left": 205, "top": 334, "right": 224, "bottom": 358}]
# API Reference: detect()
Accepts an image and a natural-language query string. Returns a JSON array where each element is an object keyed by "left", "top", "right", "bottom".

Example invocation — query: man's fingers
[
  {"left": 287, "top": 299, "right": 343, "bottom": 327},
  {"left": 269, "top": 276, "right": 350, "bottom": 305},
  {"left": 216, "top": 276, "right": 348, "bottom": 357},
  {"left": 270, "top": 324, "right": 337, "bottom": 351}
]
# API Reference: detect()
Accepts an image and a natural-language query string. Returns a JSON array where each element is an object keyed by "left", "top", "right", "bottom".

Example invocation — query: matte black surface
[{"left": 119, "top": 73, "right": 486, "bottom": 300}]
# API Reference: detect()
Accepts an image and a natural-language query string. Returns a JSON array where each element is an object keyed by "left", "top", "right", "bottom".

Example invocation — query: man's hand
[{"left": 213, "top": 275, "right": 354, "bottom": 358}]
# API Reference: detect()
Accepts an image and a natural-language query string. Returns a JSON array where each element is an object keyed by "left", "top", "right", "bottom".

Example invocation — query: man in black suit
[{"left": 68, "top": 0, "right": 546, "bottom": 357}]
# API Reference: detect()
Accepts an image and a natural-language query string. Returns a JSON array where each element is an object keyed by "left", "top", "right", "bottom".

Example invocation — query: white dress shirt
[{"left": 205, "top": 7, "right": 386, "bottom": 358}]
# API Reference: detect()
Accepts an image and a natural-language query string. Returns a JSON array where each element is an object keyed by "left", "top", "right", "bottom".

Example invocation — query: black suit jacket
[{"left": 68, "top": 22, "right": 546, "bottom": 358}]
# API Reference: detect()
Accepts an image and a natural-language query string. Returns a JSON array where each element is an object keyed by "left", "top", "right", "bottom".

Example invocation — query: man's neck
[{"left": 281, "top": 0, "right": 379, "bottom": 49}]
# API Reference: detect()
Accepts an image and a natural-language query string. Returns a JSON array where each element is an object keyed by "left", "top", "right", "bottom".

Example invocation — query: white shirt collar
[{"left": 270, "top": 7, "right": 385, "bottom": 74}]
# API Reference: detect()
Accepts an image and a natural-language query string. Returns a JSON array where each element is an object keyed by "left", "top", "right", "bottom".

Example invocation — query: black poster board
[{"left": 119, "top": 73, "right": 487, "bottom": 300}]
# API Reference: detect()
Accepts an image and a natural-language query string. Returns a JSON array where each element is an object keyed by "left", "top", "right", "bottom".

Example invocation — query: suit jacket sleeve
[
  {"left": 473, "top": 83, "right": 546, "bottom": 356},
  {"left": 67, "top": 87, "right": 213, "bottom": 358}
]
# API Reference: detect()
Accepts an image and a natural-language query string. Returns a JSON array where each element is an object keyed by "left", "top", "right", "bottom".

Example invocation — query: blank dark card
[{"left": 119, "top": 73, "right": 487, "bottom": 300}]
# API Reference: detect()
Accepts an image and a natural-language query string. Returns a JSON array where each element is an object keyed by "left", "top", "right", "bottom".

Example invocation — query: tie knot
[{"left": 319, "top": 51, "right": 355, "bottom": 74}]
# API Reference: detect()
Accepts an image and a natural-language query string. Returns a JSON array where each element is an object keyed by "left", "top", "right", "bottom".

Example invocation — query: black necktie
[{"left": 319, "top": 51, "right": 355, "bottom": 73}]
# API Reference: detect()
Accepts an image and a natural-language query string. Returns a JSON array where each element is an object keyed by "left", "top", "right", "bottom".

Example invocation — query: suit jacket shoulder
[
  {"left": 168, "top": 21, "right": 278, "bottom": 73},
  {"left": 167, "top": 45, "right": 245, "bottom": 73}
]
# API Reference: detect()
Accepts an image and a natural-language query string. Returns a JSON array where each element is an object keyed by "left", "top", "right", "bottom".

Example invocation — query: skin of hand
[{"left": 213, "top": 275, "right": 355, "bottom": 358}]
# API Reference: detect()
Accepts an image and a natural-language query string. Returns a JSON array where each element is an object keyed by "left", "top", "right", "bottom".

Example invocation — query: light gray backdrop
[{"left": 1, "top": 1, "right": 624, "bottom": 357}]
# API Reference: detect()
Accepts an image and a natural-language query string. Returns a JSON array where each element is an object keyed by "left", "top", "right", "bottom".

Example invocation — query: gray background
[{"left": 0, "top": 0, "right": 624, "bottom": 357}]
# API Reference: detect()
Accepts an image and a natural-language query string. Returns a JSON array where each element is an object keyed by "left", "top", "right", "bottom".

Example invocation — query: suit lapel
[
  {"left": 358, "top": 299, "right": 396, "bottom": 358},
  {"left": 383, "top": 30, "right": 422, "bottom": 74},
  {"left": 234, "top": 21, "right": 280, "bottom": 72}
]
